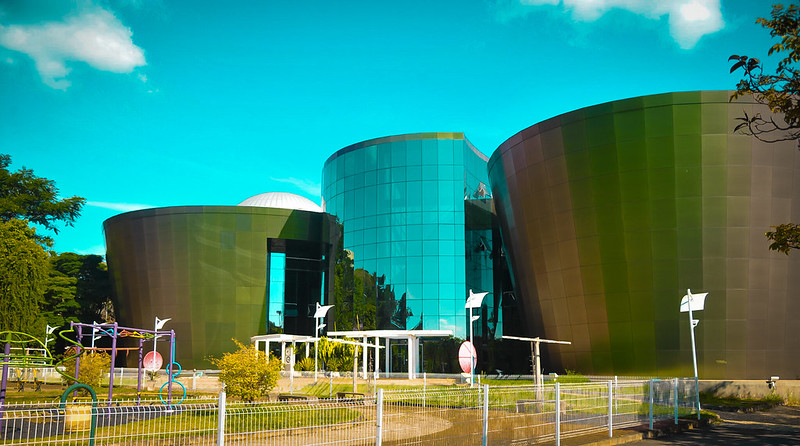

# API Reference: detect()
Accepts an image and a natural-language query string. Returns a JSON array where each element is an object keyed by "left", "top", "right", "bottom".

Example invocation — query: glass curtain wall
[{"left": 323, "top": 133, "right": 494, "bottom": 339}]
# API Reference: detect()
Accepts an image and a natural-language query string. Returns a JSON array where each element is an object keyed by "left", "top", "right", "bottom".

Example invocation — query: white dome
[{"left": 238, "top": 192, "right": 322, "bottom": 212}]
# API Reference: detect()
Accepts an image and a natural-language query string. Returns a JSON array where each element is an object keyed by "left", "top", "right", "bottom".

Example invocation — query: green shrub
[
  {"left": 61, "top": 349, "right": 111, "bottom": 391},
  {"left": 211, "top": 340, "right": 281, "bottom": 402},
  {"left": 317, "top": 337, "right": 355, "bottom": 372},
  {"left": 295, "top": 357, "right": 314, "bottom": 371}
]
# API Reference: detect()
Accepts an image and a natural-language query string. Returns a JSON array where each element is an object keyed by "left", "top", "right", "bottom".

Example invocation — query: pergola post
[
  {"left": 385, "top": 338, "right": 391, "bottom": 375},
  {"left": 362, "top": 335, "right": 368, "bottom": 378},
  {"left": 374, "top": 336, "right": 380, "bottom": 379}
]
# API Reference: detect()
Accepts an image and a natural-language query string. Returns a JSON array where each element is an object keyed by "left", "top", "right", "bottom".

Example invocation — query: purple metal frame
[{"left": 69, "top": 322, "right": 176, "bottom": 405}]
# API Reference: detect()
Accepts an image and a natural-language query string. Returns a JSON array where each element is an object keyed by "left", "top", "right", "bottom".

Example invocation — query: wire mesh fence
[{"left": 0, "top": 378, "right": 698, "bottom": 445}]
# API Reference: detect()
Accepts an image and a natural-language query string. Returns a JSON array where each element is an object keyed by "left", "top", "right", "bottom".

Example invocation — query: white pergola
[
  {"left": 250, "top": 334, "right": 316, "bottom": 365},
  {"left": 328, "top": 329, "right": 452, "bottom": 380}
]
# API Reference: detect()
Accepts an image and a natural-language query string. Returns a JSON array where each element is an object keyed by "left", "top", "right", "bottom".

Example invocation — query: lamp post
[
  {"left": 91, "top": 321, "right": 102, "bottom": 350},
  {"left": 43, "top": 325, "right": 57, "bottom": 353},
  {"left": 154, "top": 316, "right": 171, "bottom": 354},
  {"left": 465, "top": 289, "right": 488, "bottom": 387},
  {"left": 680, "top": 289, "right": 707, "bottom": 420},
  {"left": 313, "top": 303, "right": 334, "bottom": 382}
]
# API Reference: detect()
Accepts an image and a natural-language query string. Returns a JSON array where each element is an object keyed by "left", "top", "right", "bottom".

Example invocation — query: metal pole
[
  {"left": 482, "top": 384, "right": 489, "bottom": 446},
  {"left": 649, "top": 379, "right": 654, "bottom": 431},
  {"left": 217, "top": 388, "right": 226, "bottom": 446},
  {"left": 168, "top": 330, "right": 175, "bottom": 404},
  {"left": 314, "top": 320, "right": 319, "bottom": 382},
  {"left": 608, "top": 380, "right": 613, "bottom": 437},
  {"left": 0, "top": 341, "right": 10, "bottom": 432},
  {"left": 376, "top": 388, "right": 384, "bottom": 446},
  {"left": 674, "top": 377, "right": 679, "bottom": 424},
  {"left": 108, "top": 323, "right": 118, "bottom": 404},
  {"left": 687, "top": 290, "right": 701, "bottom": 420},
  {"left": 695, "top": 376, "right": 701, "bottom": 420},
  {"left": 555, "top": 382, "right": 561, "bottom": 446},
  {"left": 137, "top": 338, "right": 143, "bottom": 405},
  {"left": 290, "top": 341, "right": 294, "bottom": 395},
  {"left": 469, "top": 307, "right": 474, "bottom": 387},
  {"left": 153, "top": 316, "right": 158, "bottom": 355}
]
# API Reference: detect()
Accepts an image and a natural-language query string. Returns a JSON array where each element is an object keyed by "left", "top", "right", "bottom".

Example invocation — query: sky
[{"left": 0, "top": 0, "right": 780, "bottom": 255}]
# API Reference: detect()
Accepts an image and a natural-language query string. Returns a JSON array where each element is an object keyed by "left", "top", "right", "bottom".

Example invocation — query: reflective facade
[
  {"left": 322, "top": 133, "right": 510, "bottom": 340},
  {"left": 487, "top": 91, "right": 800, "bottom": 378},
  {"left": 104, "top": 205, "right": 339, "bottom": 368}
]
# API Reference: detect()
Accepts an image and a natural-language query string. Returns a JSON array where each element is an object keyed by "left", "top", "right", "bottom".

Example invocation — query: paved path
[{"left": 628, "top": 405, "right": 800, "bottom": 445}]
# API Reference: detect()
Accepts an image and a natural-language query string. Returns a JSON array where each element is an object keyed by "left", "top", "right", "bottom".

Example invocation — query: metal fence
[{"left": 0, "top": 379, "right": 698, "bottom": 445}]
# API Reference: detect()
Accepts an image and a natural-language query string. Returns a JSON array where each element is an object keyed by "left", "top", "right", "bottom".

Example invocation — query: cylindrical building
[
  {"left": 487, "top": 91, "right": 800, "bottom": 378},
  {"left": 322, "top": 133, "right": 511, "bottom": 341},
  {"left": 103, "top": 193, "right": 340, "bottom": 368}
]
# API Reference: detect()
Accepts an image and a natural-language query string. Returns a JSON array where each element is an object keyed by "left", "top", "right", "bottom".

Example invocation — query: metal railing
[{"left": 0, "top": 378, "right": 698, "bottom": 445}]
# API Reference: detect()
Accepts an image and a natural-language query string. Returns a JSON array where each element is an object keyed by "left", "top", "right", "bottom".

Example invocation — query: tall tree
[
  {"left": 0, "top": 154, "right": 85, "bottom": 240},
  {"left": 0, "top": 220, "right": 48, "bottom": 333},
  {"left": 0, "top": 154, "right": 86, "bottom": 334},
  {"left": 41, "top": 263, "right": 80, "bottom": 329},
  {"left": 48, "top": 253, "right": 112, "bottom": 323},
  {"left": 730, "top": 4, "right": 800, "bottom": 254}
]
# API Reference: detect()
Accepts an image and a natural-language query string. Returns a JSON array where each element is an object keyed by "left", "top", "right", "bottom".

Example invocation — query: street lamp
[
  {"left": 465, "top": 289, "right": 488, "bottom": 387},
  {"left": 91, "top": 321, "right": 102, "bottom": 350},
  {"left": 313, "top": 303, "right": 334, "bottom": 382},
  {"left": 680, "top": 289, "right": 707, "bottom": 420},
  {"left": 44, "top": 325, "right": 57, "bottom": 353},
  {"left": 154, "top": 316, "right": 171, "bottom": 354}
]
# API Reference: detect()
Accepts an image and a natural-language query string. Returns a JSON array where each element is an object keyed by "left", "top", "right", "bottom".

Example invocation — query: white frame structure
[{"left": 328, "top": 329, "right": 452, "bottom": 379}]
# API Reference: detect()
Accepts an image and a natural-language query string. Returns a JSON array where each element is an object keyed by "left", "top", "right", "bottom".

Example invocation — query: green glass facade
[
  {"left": 322, "top": 133, "right": 508, "bottom": 340},
  {"left": 488, "top": 91, "right": 800, "bottom": 378},
  {"left": 104, "top": 205, "right": 339, "bottom": 368}
]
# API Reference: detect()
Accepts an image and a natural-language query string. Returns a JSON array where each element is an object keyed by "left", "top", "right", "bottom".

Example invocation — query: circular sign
[
  {"left": 143, "top": 351, "right": 163, "bottom": 371},
  {"left": 458, "top": 341, "right": 477, "bottom": 374}
]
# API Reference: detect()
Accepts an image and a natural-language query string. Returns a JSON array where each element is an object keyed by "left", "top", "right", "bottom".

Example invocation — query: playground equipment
[{"left": 68, "top": 321, "right": 182, "bottom": 405}]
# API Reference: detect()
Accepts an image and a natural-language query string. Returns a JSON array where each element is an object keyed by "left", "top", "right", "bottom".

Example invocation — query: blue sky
[{"left": 0, "top": 0, "right": 776, "bottom": 255}]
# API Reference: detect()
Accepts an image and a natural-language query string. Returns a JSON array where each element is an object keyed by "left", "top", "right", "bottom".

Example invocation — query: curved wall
[
  {"left": 104, "top": 206, "right": 339, "bottom": 368},
  {"left": 487, "top": 91, "right": 800, "bottom": 378},
  {"left": 322, "top": 133, "right": 496, "bottom": 338}
]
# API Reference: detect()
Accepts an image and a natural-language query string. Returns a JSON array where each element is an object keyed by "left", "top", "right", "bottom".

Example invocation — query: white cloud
[
  {"left": 270, "top": 177, "right": 322, "bottom": 196},
  {"left": 75, "top": 244, "right": 107, "bottom": 256},
  {"left": 87, "top": 201, "right": 152, "bottom": 212},
  {"left": 504, "top": 0, "right": 724, "bottom": 49},
  {"left": 0, "top": 5, "right": 146, "bottom": 89}
]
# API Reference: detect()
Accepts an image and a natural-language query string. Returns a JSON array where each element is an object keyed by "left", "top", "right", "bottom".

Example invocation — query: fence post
[
  {"left": 555, "top": 382, "right": 561, "bottom": 446},
  {"left": 673, "top": 378, "right": 679, "bottom": 424},
  {"left": 482, "top": 384, "right": 489, "bottom": 446},
  {"left": 376, "top": 388, "right": 383, "bottom": 446},
  {"left": 648, "top": 379, "right": 654, "bottom": 431},
  {"left": 607, "top": 380, "right": 613, "bottom": 437},
  {"left": 217, "top": 388, "right": 226, "bottom": 446}
]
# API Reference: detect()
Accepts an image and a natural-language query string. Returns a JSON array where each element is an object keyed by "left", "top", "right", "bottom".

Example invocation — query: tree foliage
[
  {"left": 765, "top": 223, "right": 800, "bottom": 254},
  {"left": 317, "top": 337, "right": 355, "bottom": 372},
  {"left": 0, "top": 220, "right": 48, "bottom": 333},
  {"left": 211, "top": 340, "right": 281, "bottom": 402},
  {"left": 730, "top": 4, "right": 800, "bottom": 255},
  {"left": 42, "top": 264, "right": 80, "bottom": 329},
  {"left": 0, "top": 154, "right": 85, "bottom": 238},
  {"left": 61, "top": 348, "right": 112, "bottom": 390},
  {"left": 48, "top": 253, "right": 112, "bottom": 323},
  {"left": 332, "top": 219, "right": 405, "bottom": 330},
  {"left": 730, "top": 4, "right": 800, "bottom": 143}
]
